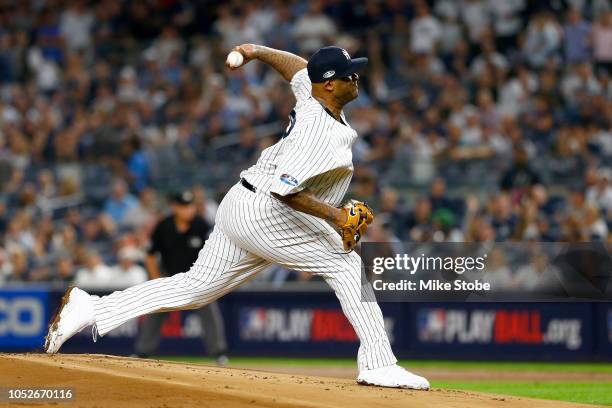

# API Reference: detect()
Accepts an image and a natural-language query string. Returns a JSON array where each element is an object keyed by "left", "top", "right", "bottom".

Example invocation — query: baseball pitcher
[{"left": 44, "top": 44, "right": 429, "bottom": 390}]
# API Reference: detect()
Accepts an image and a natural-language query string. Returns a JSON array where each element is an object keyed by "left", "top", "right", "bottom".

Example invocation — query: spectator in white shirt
[
  {"left": 481, "top": 248, "right": 514, "bottom": 290},
  {"left": 488, "top": 0, "right": 525, "bottom": 53},
  {"left": 499, "top": 65, "right": 537, "bottom": 117},
  {"left": 148, "top": 26, "right": 184, "bottom": 65},
  {"left": 586, "top": 168, "right": 612, "bottom": 218},
  {"left": 561, "top": 62, "right": 602, "bottom": 106},
  {"left": 112, "top": 247, "right": 147, "bottom": 289},
  {"left": 514, "top": 254, "right": 560, "bottom": 292},
  {"left": 59, "top": 0, "right": 94, "bottom": 51},
  {"left": 74, "top": 251, "right": 116, "bottom": 290},
  {"left": 26, "top": 47, "right": 60, "bottom": 92},
  {"left": 244, "top": 2, "right": 277, "bottom": 43},
  {"left": 438, "top": 13, "right": 463, "bottom": 55},
  {"left": 523, "top": 12, "right": 562, "bottom": 68},
  {"left": 461, "top": 0, "right": 490, "bottom": 44},
  {"left": 292, "top": 0, "right": 337, "bottom": 54},
  {"left": 411, "top": 1, "right": 441, "bottom": 54},
  {"left": 213, "top": 5, "right": 240, "bottom": 51},
  {"left": 434, "top": 0, "right": 459, "bottom": 21},
  {"left": 582, "top": 205, "right": 609, "bottom": 240}
]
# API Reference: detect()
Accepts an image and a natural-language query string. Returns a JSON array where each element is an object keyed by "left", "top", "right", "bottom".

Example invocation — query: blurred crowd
[{"left": 0, "top": 0, "right": 611, "bottom": 286}]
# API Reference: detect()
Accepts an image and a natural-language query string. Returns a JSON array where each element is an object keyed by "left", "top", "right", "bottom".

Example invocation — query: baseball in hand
[{"left": 226, "top": 51, "right": 244, "bottom": 68}]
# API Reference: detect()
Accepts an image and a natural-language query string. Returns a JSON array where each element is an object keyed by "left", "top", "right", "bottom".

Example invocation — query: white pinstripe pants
[{"left": 93, "top": 183, "right": 397, "bottom": 370}]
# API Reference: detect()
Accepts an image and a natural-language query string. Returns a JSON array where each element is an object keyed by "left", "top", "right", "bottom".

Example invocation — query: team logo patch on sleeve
[{"left": 280, "top": 174, "right": 299, "bottom": 187}]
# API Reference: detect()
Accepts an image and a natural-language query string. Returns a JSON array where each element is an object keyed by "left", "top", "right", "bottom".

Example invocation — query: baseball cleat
[
  {"left": 44, "top": 286, "right": 95, "bottom": 354},
  {"left": 357, "top": 364, "right": 430, "bottom": 390}
]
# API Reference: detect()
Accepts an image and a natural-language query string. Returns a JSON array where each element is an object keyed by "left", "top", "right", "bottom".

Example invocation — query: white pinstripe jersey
[
  {"left": 90, "top": 73, "right": 397, "bottom": 374},
  {"left": 240, "top": 68, "right": 357, "bottom": 207}
]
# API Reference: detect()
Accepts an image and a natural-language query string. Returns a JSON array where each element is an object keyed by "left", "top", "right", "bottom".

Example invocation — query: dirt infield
[{"left": 0, "top": 354, "right": 600, "bottom": 408}]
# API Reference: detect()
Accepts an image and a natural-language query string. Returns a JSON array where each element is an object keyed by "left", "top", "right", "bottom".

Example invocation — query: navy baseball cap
[{"left": 307, "top": 46, "right": 368, "bottom": 83}]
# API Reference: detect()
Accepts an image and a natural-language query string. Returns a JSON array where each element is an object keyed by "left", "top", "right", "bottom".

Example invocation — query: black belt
[{"left": 240, "top": 178, "right": 256, "bottom": 193}]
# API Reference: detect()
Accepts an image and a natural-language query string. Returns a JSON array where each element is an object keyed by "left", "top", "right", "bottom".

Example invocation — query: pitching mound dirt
[{"left": 0, "top": 354, "right": 596, "bottom": 408}]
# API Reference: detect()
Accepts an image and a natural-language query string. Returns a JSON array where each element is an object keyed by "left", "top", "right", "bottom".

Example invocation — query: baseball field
[{"left": 1, "top": 354, "right": 610, "bottom": 407}]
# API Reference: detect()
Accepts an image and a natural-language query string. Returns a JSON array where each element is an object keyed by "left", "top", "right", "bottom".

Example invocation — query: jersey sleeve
[
  {"left": 290, "top": 68, "right": 311, "bottom": 103},
  {"left": 269, "top": 124, "right": 341, "bottom": 196}
]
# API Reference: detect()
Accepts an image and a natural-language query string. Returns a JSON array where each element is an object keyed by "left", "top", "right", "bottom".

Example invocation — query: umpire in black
[{"left": 134, "top": 190, "right": 228, "bottom": 363}]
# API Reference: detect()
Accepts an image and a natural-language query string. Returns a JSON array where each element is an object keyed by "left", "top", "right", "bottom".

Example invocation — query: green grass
[
  {"left": 160, "top": 356, "right": 612, "bottom": 374},
  {"left": 434, "top": 381, "right": 612, "bottom": 406},
  {"left": 158, "top": 357, "right": 612, "bottom": 406}
]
